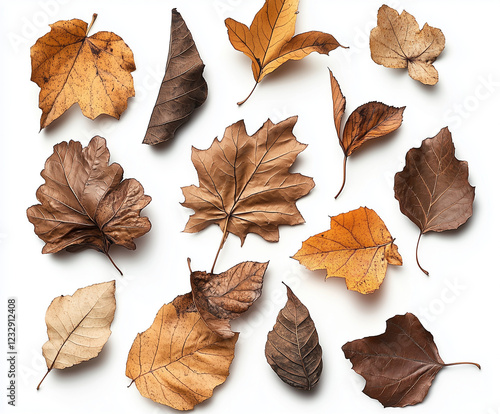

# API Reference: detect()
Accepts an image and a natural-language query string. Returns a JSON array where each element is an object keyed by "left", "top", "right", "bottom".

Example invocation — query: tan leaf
[
  {"left": 181, "top": 116, "right": 314, "bottom": 247},
  {"left": 369, "top": 5, "right": 445, "bottom": 85},
  {"left": 126, "top": 293, "right": 238, "bottom": 410},
  {"left": 225, "top": 0, "right": 344, "bottom": 104},
  {"left": 26, "top": 136, "right": 151, "bottom": 275},
  {"left": 37, "top": 280, "right": 116, "bottom": 389},
  {"left": 30, "top": 14, "right": 135, "bottom": 129},
  {"left": 292, "top": 207, "right": 402, "bottom": 294},
  {"left": 190, "top": 260, "right": 268, "bottom": 338}
]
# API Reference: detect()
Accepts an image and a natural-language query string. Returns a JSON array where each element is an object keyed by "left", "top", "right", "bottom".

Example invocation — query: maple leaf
[
  {"left": 37, "top": 281, "right": 116, "bottom": 389},
  {"left": 190, "top": 259, "right": 268, "bottom": 339},
  {"left": 292, "top": 207, "right": 402, "bottom": 294},
  {"left": 181, "top": 116, "right": 314, "bottom": 252},
  {"left": 30, "top": 14, "right": 135, "bottom": 129},
  {"left": 26, "top": 136, "right": 151, "bottom": 275},
  {"left": 225, "top": 0, "right": 344, "bottom": 104},
  {"left": 342, "top": 313, "right": 480, "bottom": 407},
  {"left": 394, "top": 127, "right": 475, "bottom": 275},
  {"left": 126, "top": 293, "right": 238, "bottom": 411},
  {"left": 265, "top": 283, "right": 322, "bottom": 390},
  {"left": 329, "top": 70, "right": 405, "bottom": 198},
  {"left": 143, "top": 9, "right": 208, "bottom": 145},
  {"left": 370, "top": 5, "right": 445, "bottom": 85}
]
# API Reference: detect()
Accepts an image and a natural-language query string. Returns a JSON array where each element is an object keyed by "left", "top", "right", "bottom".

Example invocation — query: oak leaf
[
  {"left": 394, "top": 127, "right": 475, "bottom": 275},
  {"left": 225, "top": 0, "right": 344, "bottom": 104},
  {"left": 181, "top": 116, "right": 314, "bottom": 247},
  {"left": 370, "top": 5, "right": 445, "bottom": 85},
  {"left": 292, "top": 207, "right": 402, "bottom": 294},
  {"left": 37, "top": 280, "right": 116, "bottom": 389},
  {"left": 190, "top": 259, "right": 268, "bottom": 339},
  {"left": 329, "top": 70, "right": 405, "bottom": 198},
  {"left": 342, "top": 313, "right": 480, "bottom": 407},
  {"left": 26, "top": 136, "right": 151, "bottom": 275},
  {"left": 30, "top": 14, "right": 135, "bottom": 129},
  {"left": 143, "top": 9, "right": 208, "bottom": 145},
  {"left": 265, "top": 283, "right": 322, "bottom": 390},
  {"left": 126, "top": 293, "right": 238, "bottom": 411}
]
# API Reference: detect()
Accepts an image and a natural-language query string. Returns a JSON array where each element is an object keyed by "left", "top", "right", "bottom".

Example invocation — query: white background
[{"left": 1, "top": 0, "right": 499, "bottom": 413}]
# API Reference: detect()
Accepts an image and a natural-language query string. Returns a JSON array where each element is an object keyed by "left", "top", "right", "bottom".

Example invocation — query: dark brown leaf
[
  {"left": 394, "top": 127, "right": 475, "bottom": 275},
  {"left": 190, "top": 260, "right": 268, "bottom": 338},
  {"left": 265, "top": 284, "right": 322, "bottom": 390},
  {"left": 342, "top": 312, "right": 480, "bottom": 408},
  {"left": 143, "top": 9, "right": 208, "bottom": 145},
  {"left": 26, "top": 136, "right": 151, "bottom": 274}
]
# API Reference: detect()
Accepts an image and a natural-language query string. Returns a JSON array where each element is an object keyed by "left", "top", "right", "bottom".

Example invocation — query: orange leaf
[
  {"left": 30, "top": 14, "right": 135, "bottom": 129},
  {"left": 292, "top": 207, "right": 402, "bottom": 294}
]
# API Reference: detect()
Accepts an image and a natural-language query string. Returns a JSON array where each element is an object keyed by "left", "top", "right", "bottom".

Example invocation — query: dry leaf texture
[
  {"left": 292, "top": 207, "right": 402, "bottom": 294},
  {"left": 38, "top": 280, "right": 116, "bottom": 389},
  {"left": 143, "top": 9, "right": 208, "bottom": 145},
  {"left": 30, "top": 14, "right": 135, "bottom": 129},
  {"left": 225, "top": 0, "right": 343, "bottom": 104},
  {"left": 342, "top": 313, "right": 480, "bottom": 407},
  {"left": 191, "top": 260, "right": 268, "bottom": 338},
  {"left": 27, "top": 136, "right": 151, "bottom": 274},
  {"left": 394, "top": 127, "right": 474, "bottom": 274},
  {"left": 126, "top": 293, "right": 238, "bottom": 410},
  {"left": 370, "top": 5, "right": 445, "bottom": 85},
  {"left": 265, "top": 284, "right": 322, "bottom": 390},
  {"left": 181, "top": 116, "right": 314, "bottom": 245}
]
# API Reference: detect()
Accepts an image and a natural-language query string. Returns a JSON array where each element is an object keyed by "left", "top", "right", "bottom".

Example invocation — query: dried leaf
[
  {"left": 181, "top": 116, "right": 314, "bottom": 246},
  {"left": 292, "top": 207, "right": 402, "bottom": 294},
  {"left": 126, "top": 293, "right": 238, "bottom": 410},
  {"left": 370, "top": 5, "right": 445, "bottom": 85},
  {"left": 265, "top": 283, "right": 322, "bottom": 390},
  {"left": 37, "top": 280, "right": 116, "bottom": 389},
  {"left": 225, "top": 0, "right": 344, "bottom": 104},
  {"left": 329, "top": 70, "right": 405, "bottom": 198},
  {"left": 30, "top": 14, "right": 135, "bottom": 129},
  {"left": 394, "top": 127, "right": 475, "bottom": 275},
  {"left": 342, "top": 313, "right": 480, "bottom": 407},
  {"left": 26, "top": 136, "right": 151, "bottom": 275},
  {"left": 143, "top": 9, "right": 208, "bottom": 145},
  {"left": 190, "top": 260, "right": 268, "bottom": 339}
]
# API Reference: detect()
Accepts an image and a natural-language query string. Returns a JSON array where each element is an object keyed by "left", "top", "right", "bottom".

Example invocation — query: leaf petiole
[
  {"left": 334, "top": 154, "right": 348, "bottom": 199},
  {"left": 415, "top": 231, "right": 429, "bottom": 276}
]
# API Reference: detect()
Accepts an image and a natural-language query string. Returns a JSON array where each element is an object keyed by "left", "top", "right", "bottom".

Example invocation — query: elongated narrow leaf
[
  {"left": 143, "top": 9, "right": 207, "bottom": 145},
  {"left": 38, "top": 281, "right": 116, "bottom": 389},
  {"left": 265, "top": 284, "right": 322, "bottom": 390}
]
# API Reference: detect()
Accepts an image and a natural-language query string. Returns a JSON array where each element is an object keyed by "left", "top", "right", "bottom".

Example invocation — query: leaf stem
[
  {"left": 334, "top": 154, "right": 348, "bottom": 199},
  {"left": 105, "top": 252, "right": 123, "bottom": 276},
  {"left": 415, "top": 231, "right": 429, "bottom": 276},
  {"left": 86, "top": 13, "right": 98, "bottom": 36},
  {"left": 237, "top": 82, "right": 258, "bottom": 106},
  {"left": 444, "top": 361, "right": 481, "bottom": 369},
  {"left": 211, "top": 216, "right": 230, "bottom": 274},
  {"left": 37, "top": 368, "right": 51, "bottom": 390}
]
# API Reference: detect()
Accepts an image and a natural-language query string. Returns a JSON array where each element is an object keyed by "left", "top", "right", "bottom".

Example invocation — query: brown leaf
[
  {"left": 394, "top": 127, "right": 475, "bottom": 275},
  {"left": 125, "top": 293, "right": 238, "bottom": 410},
  {"left": 328, "top": 70, "right": 404, "bottom": 198},
  {"left": 143, "top": 9, "right": 208, "bottom": 145},
  {"left": 30, "top": 14, "right": 135, "bottom": 129},
  {"left": 370, "top": 5, "right": 445, "bottom": 85},
  {"left": 37, "top": 281, "right": 116, "bottom": 389},
  {"left": 342, "top": 313, "right": 480, "bottom": 407},
  {"left": 190, "top": 260, "right": 268, "bottom": 339},
  {"left": 225, "top": 0, "right": 344, "bottom": 104},
  {"left": 265, "top": 283, "right": 322, "bottom": 390},
  {"left": 181, "top": 116, "right": 314, "bottom": 247},
  {"left": 292, "top": 207, "right": 402, "bottom": 294},
  {"left": 26, "top": 136, "right": 151, "bottom": 275}
]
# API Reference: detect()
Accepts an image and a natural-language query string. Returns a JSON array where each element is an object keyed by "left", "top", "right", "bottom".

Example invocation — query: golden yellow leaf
[
  {"left": 126, "top": 293, "right": 238, "bottom": 410},
  {"left": 292, "top": 207, "right": 402, "bottom": 294},
  {"left": 30, "top": 14, "right": 135, "bottom": 129}
]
